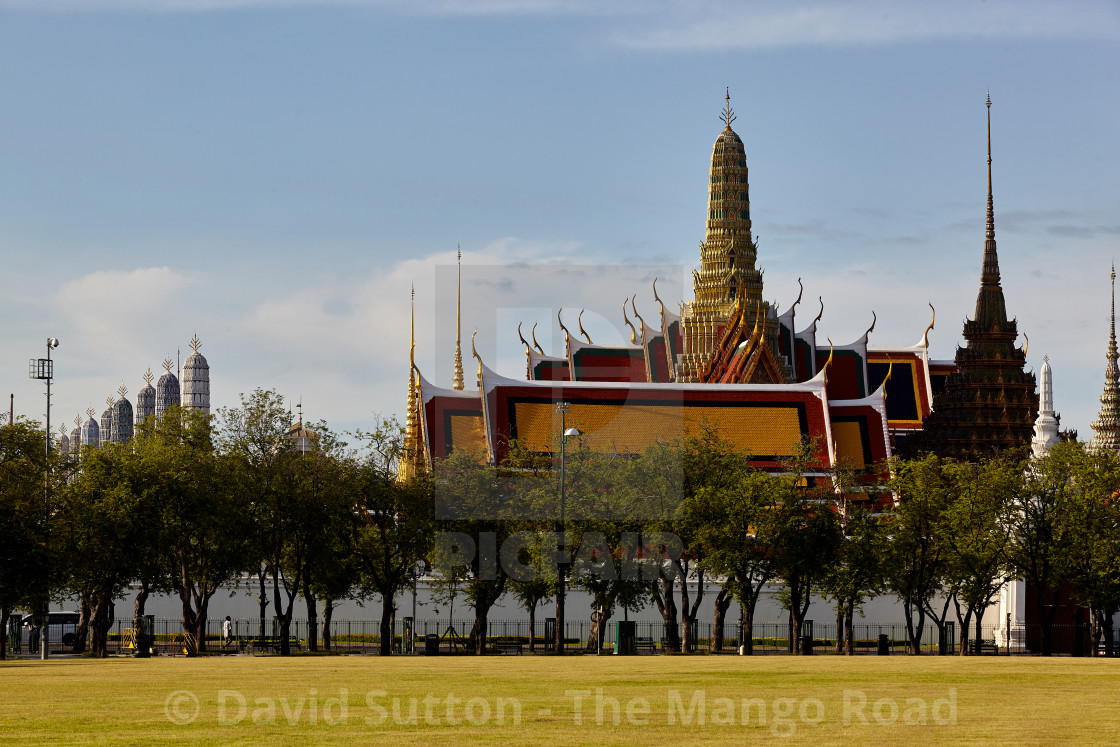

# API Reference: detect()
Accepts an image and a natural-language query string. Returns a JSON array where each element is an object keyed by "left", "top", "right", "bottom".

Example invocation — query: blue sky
[{"left": 2, "top": 0, "right": 1118, "bottom": 440}]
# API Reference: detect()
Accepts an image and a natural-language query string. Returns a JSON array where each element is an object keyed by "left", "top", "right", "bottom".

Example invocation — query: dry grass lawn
[{"left": 1, "top": 653, "right": 1117, "bottom": 744}]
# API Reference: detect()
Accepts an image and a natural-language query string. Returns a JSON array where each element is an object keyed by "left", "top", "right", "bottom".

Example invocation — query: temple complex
[{"left": 399, "top": 92, "right": 1041, "bottom": 476}]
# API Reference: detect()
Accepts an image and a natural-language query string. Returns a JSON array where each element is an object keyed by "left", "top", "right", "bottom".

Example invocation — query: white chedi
[{"left": 1031, "top": 355, "right": 1059, "bottom": 459}]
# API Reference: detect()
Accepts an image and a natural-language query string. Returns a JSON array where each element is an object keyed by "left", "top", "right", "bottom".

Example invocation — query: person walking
[
  {"left": 28, "top": 620, "right": 40, "bottom": 655},
  {"left": 223, "top": 616, "right": 233, "bottom": 649}
]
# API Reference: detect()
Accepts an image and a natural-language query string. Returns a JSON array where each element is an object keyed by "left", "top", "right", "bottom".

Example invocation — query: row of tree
[{"left": 1, "top": 390, "right": 1118, "bottom": 658}]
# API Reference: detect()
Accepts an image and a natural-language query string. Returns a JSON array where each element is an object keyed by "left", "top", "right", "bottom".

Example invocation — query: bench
[
  {"left": 977, "top": 639, "right": 999, "bottom": 655},
  {"left": 248, "top": 637, "right": 303, "bottom": 654},
  {"left": 635, "top": 637, "right": 657, "bottom": 653},
  {"left": 491, "top": 637, "right": 523, "bottom": 655}
]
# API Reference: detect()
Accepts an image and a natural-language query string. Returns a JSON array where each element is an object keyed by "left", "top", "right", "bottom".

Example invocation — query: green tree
[
  {"left": 824, "top": 499, "right": 887, "bottom": 655},
  {"left": 1008, "top": 441, "right": 1083, "bottom": 655},
  {"left": 769, "top": 455, "right": 841, "bottom": 655},
  {"left": 161, "top": 406, "right": 253, "bottom": 654},
  {"left": 1064, "top": 448, "right": 1120, "bottom": 656},
  {"left": 352, "top": 420, "right": 433, "bottom": 657},
  {"left": 0, "top": 419, "right": 51, "bottom": 659},
  {"left": 941, "top": 457, "right": 1020, "bottom": 655},
  {"left": 885, "top": 454, "right": 952, "bottom": 654}
]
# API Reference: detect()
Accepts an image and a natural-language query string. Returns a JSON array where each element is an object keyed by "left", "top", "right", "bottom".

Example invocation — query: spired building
[
  {"left": 1089, "top": 267, "right": 1120, "bottom": 453},
  {"left": 182, "top": 334, "right": 211, "bottom": 415},
  {"left": 676, "top": 90, "right": 787, "bottom": 384},
  {"left": 111, "top": 384, "right": 134, "bottom": 444},
  {"left": 155, "top": 356, "right": 181, "bottom": 421},
  {"left": 136, "top": 368, "right": 157, "bottom": 423},
  {"left": 918, "top": 96, "right": 1038, "bottom": 458}
]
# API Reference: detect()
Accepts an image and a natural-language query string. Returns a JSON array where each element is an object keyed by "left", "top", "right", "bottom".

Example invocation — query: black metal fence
[{"left": 6, "top": 616, "right": 1117, "bottom": 656}]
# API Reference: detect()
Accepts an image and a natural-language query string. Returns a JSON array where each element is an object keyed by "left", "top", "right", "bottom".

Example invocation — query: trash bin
[
  {"left": 544, "top": 618, "right": 557, "bottom": 652},
  {"left": 424, "top": 635, "right": 440, "bottom": 655},
  {"left": 801, "top": 635, "right": 814, "bottom": 655},
  {"left": 134, "top": 614, "right": 154, "bottom": 658},
  {"left": 877, "top": 633, "right": 890, "bottom": 655},
  {"left": 615, "top": 621, "right": 636, "bottom": 655}
]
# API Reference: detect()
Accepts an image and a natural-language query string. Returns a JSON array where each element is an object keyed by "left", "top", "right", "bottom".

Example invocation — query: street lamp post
[
  {"left": 554, "top": 402, "right": 581, "bottom": 654},
  {"left": 28, "top": 337, "right": 59, "bottom": 661}
]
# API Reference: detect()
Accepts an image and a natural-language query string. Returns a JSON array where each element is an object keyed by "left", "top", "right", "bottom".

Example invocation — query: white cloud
[{"left": 7, "top": 0, "right": 1118, "bottom": 51}]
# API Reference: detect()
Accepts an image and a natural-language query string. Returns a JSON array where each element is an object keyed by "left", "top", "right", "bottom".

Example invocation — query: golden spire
[
  {"left": 399, "top": 285, "right": 421, "bottom": 482},
  {"left": 190, "top": 333, "right": 201, "bottom": 354},
  {"left": 87, "top": 406, "right": 95, "bottom": 420},
  {"left": 144, "top": 368, "right": 154, "bottom": 386},
  {"left": 106, "top": 394, "right": 114, "bottom": 408},
  {"left": 118, "top": 384, "right": 127, "bottom": 400},
  {"left": 453, "top": 245, "right": 464, "bottom": 390},
  {"left": 653, "top": 277, "right": 664, "bottom": 317},
  {"left": 163, "top": 355, "right": 174, "bottom": 374}
]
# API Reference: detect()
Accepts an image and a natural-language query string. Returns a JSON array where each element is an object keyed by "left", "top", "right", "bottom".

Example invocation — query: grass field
[{"left": 2, "top": 654, "right": 1118, "bottom": 744}]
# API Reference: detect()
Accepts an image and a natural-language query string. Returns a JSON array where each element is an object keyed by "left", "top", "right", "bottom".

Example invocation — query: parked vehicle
[{"left": 22, "top": 612, "right": 81, "bottom": 647}]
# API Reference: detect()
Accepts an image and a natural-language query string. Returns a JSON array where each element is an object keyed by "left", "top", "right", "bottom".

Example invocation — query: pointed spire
[
  {"left": 982, "top": 92, "right": 1000, "bottom": 285},
  {"left": 453, "top": 245, "right": 465, "bottom": 390},
  {"left": 191, "top": 333, "right": 201, "bottom": 354},
  {"left": 399, "top": 284, "right": 422, "bottom": 481}
]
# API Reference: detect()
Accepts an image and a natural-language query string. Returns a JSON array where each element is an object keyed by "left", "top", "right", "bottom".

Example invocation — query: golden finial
[
  {"left": 622, "top": 300, "right": 638, "bottom": 345},
  {"left": 530, "top": 322, "right": 545, "bottom": 355},
  {"left": 86, "top": 406, "right": 95, "bottom": 420},
  {"left": 190, "top": 333, "right": 201, "bottom": 354},
  {"left": 144, "top": 367, "right": 154, "bottom": 386},
  {"left": 106, "top": 394, "right": 114, "bottom": 408},
  {"left": 470, "top": 328, "right": 482, "bottom": 381},
  {"left": 652, "top": 278, "right": 664, "bottom": 317},
  {"left": 1023, "top": 332, "right": 1029, "bottom": 357},
  {"left": 813, "top": 297, "right": 824, "bottom": 325},
  {"left": 577, "top": 309, "right": 592, "bottom": 344},
  {"left": 720, "top": 87, "right": 736, "bottom": 128},
  {"left": 822, "top": 338, "right": 835, "bottom": 382},
  {"left": 557, "top": 308, "right": 571, "bottom": 344},
  {"left": 163, "top": 355, "right": 174, "bottom": 374},
  {"left": 883, "top": 360, "right": 894, "bottom": 401},
  {"left": 865, "top": 311, "right": 877, "bottom": 340},
  {"left": 791, "top": 278, "right": 804, "bottom": 312},
  {"left": 631, "top": 295, "right": 647, "bottom": 341},
  {"left": 118, "top": 384, "right": 127, "bottom": 400},
  {"left": 921, "top": 303, "right": 936, "bottom": 349},
  {"left": 517, "top": 322, "right": 531, "bottom": 352}
]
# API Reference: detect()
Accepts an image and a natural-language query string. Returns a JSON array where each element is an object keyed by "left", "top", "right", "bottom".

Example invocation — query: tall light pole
[
  {"left": 554, "top": 402, "right": 581, "bottom": 654},
  {"left": 28, "top": 337, "right": 58, "bottom": 660}
]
